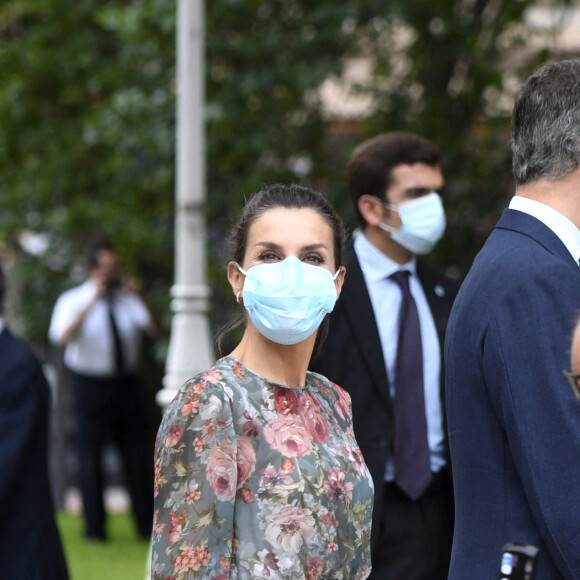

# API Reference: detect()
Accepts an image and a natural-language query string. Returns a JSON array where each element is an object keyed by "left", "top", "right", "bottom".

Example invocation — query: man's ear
[{"left": 358, "top": 194, "right": 385, "bottom": 227}]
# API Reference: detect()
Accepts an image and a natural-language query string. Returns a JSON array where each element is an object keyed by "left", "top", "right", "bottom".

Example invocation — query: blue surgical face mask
[
  {"left": 376, "top": 192, "right": 446, "bottom": 255},
  {"left": 236, "top": 256, "right": 340, "bottom": 345}
]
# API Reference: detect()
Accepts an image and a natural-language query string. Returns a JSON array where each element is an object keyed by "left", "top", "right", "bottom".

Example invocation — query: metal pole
[
  {"left": 157, "top": 0, "right": 213, "bottom": 409},
  {"left": 146, "top": 4, "right": 212, "bottom": 577}
]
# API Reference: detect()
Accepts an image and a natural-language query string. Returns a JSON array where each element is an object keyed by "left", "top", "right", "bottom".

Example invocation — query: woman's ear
[
  {"left": 227, "top": 261, "right": 245, "bottom": 302},
  {"left": 334, "top": 266, "right": 346, "bottom": 298}
]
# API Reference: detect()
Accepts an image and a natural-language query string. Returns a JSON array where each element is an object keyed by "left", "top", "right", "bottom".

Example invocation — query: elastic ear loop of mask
[{"left": 373, "top": 196, "right": 400, "bottom": 235}]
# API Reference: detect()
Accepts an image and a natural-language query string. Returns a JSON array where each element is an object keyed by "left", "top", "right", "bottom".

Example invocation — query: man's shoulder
[
  {"left": 453, "top": 221, "right": 580, "bottom": 324},
  {"left": 0, "top": 329, "right": 41, "bottom": 370},
  {"left": 118, "top": 288, "right": 145, "bottom": 304},
  {"left": 0, "top": 327, "right": 26, "bottom": 352},
  {"left": 56, "top": 281, "right": 91, "bottom": 302},
  {"left": 475, "top": 217, "right": 575, "bottom": 277},
  {"left": 416, "top": 259, "right": 461, "bottom": 293}
]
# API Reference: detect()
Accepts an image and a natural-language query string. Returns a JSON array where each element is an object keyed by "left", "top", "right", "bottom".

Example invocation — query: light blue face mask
[
  {"left": 236, "top": 256, "right": 340, "bottom": 345},
  {"left": 376, "top": 192, "right": 446, "bottom": 255}
]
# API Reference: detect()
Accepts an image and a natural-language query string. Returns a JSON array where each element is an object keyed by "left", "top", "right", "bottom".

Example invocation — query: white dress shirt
[
  {"left": 509, "top": 196, "right": 580, "bottom": 264},
  {"left": 49, "top": 280, "right": 151, "bottom": 377},
  {"left": 354, "top": 232, "right": 446, "bottom": 479}
]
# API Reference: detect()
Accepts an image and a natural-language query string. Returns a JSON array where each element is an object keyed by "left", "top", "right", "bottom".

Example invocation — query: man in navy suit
[
  {"left": 312, "top": 132, "right": 459, "bottom": 579},
  {"left": 445, "top": 59, "right": 580, "bottom": 579},
  {"left": 0, "top": 261, "right": 69, "bottom": 579}
]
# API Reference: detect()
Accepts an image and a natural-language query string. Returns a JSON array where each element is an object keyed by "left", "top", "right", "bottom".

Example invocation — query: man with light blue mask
[{"left": 311, "top": 132, "right": 460, "bottom": 580}]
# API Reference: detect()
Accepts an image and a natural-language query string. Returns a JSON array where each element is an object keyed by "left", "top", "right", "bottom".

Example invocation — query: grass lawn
[{"left": 57, "top": 512, "right": 150, "bottom": 580}]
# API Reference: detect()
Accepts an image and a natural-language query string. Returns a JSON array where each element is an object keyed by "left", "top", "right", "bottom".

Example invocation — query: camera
[
  {"left": 105, "top": 277, "right": 122, "bottom": 291},
  {"left": 499, "top": 542, "right": 538, "bottom": 580}
]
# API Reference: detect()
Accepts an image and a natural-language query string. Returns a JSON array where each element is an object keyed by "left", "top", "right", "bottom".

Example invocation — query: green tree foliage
[
  {"left": 0, "top": 0, "right": 573, "bottom": 353},
  {"left": 0, "top": 0, "right": 176, "bottom": 346}
]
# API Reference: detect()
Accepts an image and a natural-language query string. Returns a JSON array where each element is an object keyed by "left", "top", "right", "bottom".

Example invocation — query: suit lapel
[{"left": 340, "top": 245, "right": 393, "bottom": 407}]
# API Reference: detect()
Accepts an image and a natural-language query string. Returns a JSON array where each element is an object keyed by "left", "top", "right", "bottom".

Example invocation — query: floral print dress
[{"left": 152, "top": 355, "right": 374, "bottom": 580}]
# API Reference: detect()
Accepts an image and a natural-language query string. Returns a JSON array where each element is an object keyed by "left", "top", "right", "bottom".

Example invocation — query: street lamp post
[{"left": 157, "top": 0, "right": 213, "bottom": 409}]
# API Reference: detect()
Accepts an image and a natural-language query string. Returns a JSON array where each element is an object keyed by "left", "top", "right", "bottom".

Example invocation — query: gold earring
[{"left": 236, "top": 292, "right": 243, "bottom": 304}]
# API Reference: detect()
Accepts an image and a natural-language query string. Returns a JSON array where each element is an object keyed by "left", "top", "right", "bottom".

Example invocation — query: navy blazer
[
  {"left": 445, "top": 209, "right": 580, "bottom": 579},
  {"left": 0, "top": 328, "right": 69, "bottom": 579},
  {"left": 311, "top": 243, "right": 459, "bottom": 548}
]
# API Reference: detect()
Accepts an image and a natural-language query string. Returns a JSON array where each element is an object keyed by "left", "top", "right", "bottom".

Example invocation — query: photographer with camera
[{"left": 49, "top": 241, "right": 156, "bottom": 542}]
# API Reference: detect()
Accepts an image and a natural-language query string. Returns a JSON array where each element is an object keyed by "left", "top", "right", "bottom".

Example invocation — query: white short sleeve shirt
[{"left": 49, "top": 280, "right": 151, "bottom": 377}]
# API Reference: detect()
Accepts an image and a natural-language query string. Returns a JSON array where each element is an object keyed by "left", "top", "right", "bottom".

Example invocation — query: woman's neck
[{"left": 230, "top": 328, "right": 315, "bottom": 387}]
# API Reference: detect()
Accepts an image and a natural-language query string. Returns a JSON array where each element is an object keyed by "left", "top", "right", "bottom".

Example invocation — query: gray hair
[{"left": 511, "top": 59, "right": 580, "bottom": 185}]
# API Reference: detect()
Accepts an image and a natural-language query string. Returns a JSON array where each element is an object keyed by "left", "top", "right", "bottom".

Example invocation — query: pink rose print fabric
[{"left": 151, "top": 355, "right": 373, "bottom": 579}]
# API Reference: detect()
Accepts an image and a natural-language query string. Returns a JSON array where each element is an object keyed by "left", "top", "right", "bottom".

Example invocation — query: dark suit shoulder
[
  {"left": 416, "top": 259, "right": 460, "bottom": 318},
  {"left": 0, "top": 329, "right": 43, "bottom": 369},
  {"left": 417, "top": 260, "right": 460, "bottom": 293},
  {"left": 0, "top": 329, "right": 48, "bottom": 402}
]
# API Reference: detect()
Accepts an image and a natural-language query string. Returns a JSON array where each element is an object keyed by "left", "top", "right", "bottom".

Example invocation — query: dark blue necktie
[
  {"left": 391, "top": 270, "right": 432, "bottom": 500},
  {"left": 106, "top": 296, "right": 125, "bottom": 376}
]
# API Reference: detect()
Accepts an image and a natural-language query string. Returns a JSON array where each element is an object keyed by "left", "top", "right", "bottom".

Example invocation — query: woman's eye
[
  {"left": 259, "top": 251, "right": 279, "bottom": 262},
  {"left": 303, "top": 254, "right": 323, "bottom": 264}
]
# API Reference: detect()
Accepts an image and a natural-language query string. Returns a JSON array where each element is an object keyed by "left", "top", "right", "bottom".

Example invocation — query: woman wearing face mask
[{"left": 151, "top": 184, "right": 374, "bottom": 580}]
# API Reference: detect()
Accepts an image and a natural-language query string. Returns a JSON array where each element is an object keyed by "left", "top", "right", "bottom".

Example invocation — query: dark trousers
[
  {"left": 71, "top": 372, "right": 153, "bottom": 539},
  {"left": 369, "top": 470, "right": 453, "bottom": 580}
]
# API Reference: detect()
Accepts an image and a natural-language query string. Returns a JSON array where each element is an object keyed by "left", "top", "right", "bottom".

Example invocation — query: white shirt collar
[
  {"left": 353, "top": 229, "right": 416, "bottom": 282},
  {"left": 509, "top": 196, "right": 580, "bottom": 264},
  {"left": 0, "top": 318, "right": 4, "bottom": 334}
]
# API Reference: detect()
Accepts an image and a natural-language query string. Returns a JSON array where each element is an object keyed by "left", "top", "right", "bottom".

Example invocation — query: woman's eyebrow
[
  {"left": 253, "top": 242, "right": 282, "bottom": 250},
  {"left": 253, "top": 242, "right": 329, "bottom": 252}
]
